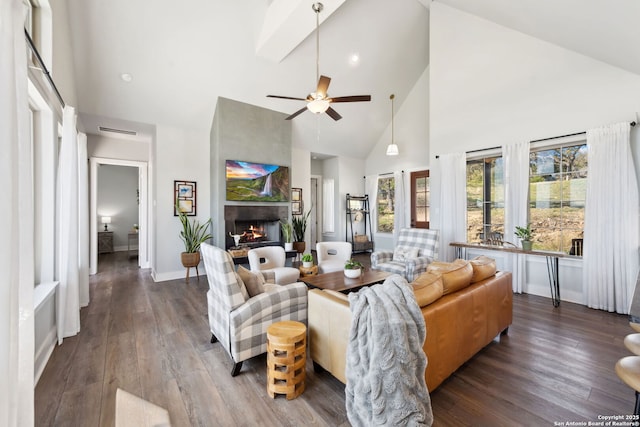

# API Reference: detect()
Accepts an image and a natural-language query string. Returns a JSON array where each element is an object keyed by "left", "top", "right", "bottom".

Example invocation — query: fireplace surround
[{"left": 224, "top": 205, "right": 288, "bottom": 249}]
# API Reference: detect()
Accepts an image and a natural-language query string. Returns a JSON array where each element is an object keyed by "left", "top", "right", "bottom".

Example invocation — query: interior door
[{"left": 410, "top": 170, "right": 430, "bottom": 229}]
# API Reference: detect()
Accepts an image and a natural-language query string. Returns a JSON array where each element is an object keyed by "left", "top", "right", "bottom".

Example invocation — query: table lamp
[{"left": 101, "top": 216, "right": 111, "bottom": 231}]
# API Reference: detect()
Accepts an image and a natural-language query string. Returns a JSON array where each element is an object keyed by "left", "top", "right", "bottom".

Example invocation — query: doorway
[
  {"left": 90, "top": 157, "right": 149, "bottom": 274},
  {"left": 410, "top": 170, "right": 430, "bottom": 228}
]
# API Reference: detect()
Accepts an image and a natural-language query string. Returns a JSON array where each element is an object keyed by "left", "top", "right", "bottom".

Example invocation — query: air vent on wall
[{"left": 98, "top": 126, "right": 137, "bottom": 136}]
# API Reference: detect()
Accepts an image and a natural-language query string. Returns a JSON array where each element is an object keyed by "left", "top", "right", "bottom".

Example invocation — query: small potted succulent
[
  {"left": 301, "top": 253, "right": 313, "bottom": 268},
  {"left": 344, "top": 258, "right": 364, "bottom": 279},
  {"left": 515, "top": 224, "right": 534, "bottom": 251}
]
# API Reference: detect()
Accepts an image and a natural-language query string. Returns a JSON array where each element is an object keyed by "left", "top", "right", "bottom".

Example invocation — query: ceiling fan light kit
[
  {"left": 307, "top": 98, "right": 330, "bottom": 114},
  {"left": 266, "top": 2, "right": 371, "bottom": 121},
  {"left": 386, "top": 94, "right": 399, "bottom": 156}
]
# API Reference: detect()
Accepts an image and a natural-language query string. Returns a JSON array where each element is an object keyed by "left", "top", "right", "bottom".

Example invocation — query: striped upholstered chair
[
  {"left": 201, "top": 243, "right": 308, "bottom": 376},
  {"left": 371, "top": 228, "right": 439, "bottom": 282}
]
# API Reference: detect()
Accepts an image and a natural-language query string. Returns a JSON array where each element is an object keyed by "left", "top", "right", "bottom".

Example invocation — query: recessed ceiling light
[
  {"left": 348, "top": 53, "right": 360, "bottom": 66},
  {"left": 120, "top": 73, "right": 133, "bottom": 82}
]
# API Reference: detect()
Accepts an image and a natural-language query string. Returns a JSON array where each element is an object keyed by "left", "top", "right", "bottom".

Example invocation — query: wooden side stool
[
  {"left": 615, "top": 356, "right": 640, "bottom": 415},
  {"left": 267, "top": 320, "right": 306, "bottom": 400},
  {"left": 299, "top": 264, "right": 318, "bottom": 278}
]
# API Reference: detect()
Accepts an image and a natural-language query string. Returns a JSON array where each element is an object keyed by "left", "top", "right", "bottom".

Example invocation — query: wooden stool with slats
[{"left": 266, "top": 320, "right": 306, "bottom": 400}]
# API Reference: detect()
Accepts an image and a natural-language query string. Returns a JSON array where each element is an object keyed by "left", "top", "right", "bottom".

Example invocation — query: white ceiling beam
[{"left": 256, "top": 0, "right": 346, "bottom": 63}]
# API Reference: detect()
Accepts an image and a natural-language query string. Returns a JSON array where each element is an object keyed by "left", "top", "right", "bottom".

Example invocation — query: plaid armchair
[
  {"left": 201, "top": 243, "right": 308, "bottom": 376},
  {"left": 371, "top": 228, "right": 439, "bottom": 282}
]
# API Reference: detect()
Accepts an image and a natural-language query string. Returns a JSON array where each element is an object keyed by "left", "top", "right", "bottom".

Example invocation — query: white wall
[
  {"left": 365, "top": 66, "right": 430, "bottom": 176},
  {"left": 87, "top": 134, "right": 149, "bottom": 161},
  {"left": 429, "top": 2, "right": 640, "bottom": 303},
  {"left": 51, "top": 0, "right": 77, "bottom": 108},
  {"left": 97, "top": 165, "right": 139, "bottom": 250},
  {"left": 153, "top": 125, "right": 210, "bottom": 282},
  {"left": 291, "top": 147, "right": 311, "bottom": 247},
  {"left": 364, "top": 66, "right": 431, "bottom": 251}
]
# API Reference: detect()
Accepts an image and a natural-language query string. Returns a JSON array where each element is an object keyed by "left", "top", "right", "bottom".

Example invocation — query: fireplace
[{"left": 224, "top": 205, "right": 288, "bottom": 249}]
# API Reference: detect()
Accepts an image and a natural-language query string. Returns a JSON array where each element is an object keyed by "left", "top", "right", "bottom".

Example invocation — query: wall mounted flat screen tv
[{"left": 226, "top": 160, "right": 289, "bottom": 202}]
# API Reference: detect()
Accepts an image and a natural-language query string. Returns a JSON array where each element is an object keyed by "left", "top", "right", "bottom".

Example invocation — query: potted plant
[
  {"left": 301, "top": 253, "right": 313, "bottom": 268},
  {"left": 280, "top": 219, "right": 293, "bottom": 251},
  {"left": 515, "top": 224, "right": 534, "bottom": 251},
  {"left": 344, "top": 258, "right": 364, "bottom": 279},
  {"left": 177, "top": 200, "right": 212, "bottom": 268},
  {"left": 292, "top": 208, "right": 311, "bottom": 253}
]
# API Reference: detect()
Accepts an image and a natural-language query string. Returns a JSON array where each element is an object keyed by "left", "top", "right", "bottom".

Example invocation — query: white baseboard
[{"left": 34, "top": 327, "right": 57, "bottom": 385}]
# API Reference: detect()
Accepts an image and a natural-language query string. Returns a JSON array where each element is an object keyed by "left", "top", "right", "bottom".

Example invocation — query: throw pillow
[
  {"left": 233, "top": 272, "right": 250, "bottom": 301},
  {"left": 237, "top": 266, "right": 266, "bottom": 297},
  {"left": 393, "top": 247, "right": 420, "bottom": 262},
  {"left": 470, "top": 255, "right": 497, "bottom": 283},
  {"left": 411, "top": 272, "right": 444, "bottom": 307}
]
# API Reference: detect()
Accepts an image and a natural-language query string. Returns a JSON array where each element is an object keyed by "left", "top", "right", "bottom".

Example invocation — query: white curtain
[
  {"left": 438, "top": 153, "right": 467, "bottom": 262},
  {"left": 393, "top": 171, "right": 406, "bottom": 244},
  {"left": 365, "top": 175, "right": 379, "bottom": 235},
  {"left": 77, "top": 132, "right": 90, "bottom": 307},
  {"left": 503, "top": 141, "right": 530, "bottom": 293},
  {"left": 0, "top": 0, "right": 35, "bottom": 425},
  {"left": 583, "top": 122, "right": 639, "bottom": 313},
  {"left": 56, "top": 106, "right": 81, "bottom": 342}
]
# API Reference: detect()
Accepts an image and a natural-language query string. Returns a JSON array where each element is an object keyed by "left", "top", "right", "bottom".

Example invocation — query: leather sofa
[{"left": 308, "top": 256, "right": 513, "bottom": 391}]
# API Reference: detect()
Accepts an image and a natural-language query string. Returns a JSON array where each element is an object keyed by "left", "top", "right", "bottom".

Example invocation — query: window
[
  {"left": 529, "top": 143, "right": 587, "bottom": 253},
  {"left": 376, "top": 176, "right": 395, "bottom": 233},
  {"left": 466, "top": 156, "right": 504, "bottom": 243},
  {"left": 410, "top": 170, "right": 430, "bottom": 228}
]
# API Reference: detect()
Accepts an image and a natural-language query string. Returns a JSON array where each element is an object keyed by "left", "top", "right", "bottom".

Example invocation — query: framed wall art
[
  {"left": 291, "top": 201, "right": 303, "bottom": 215},
  {"left": 291, "top": 187, "right": 302, "bottom": 202},
  {"left": 225, "top": 160, "right": 290, "bottom": 202},
  {"left": 174, "top": 180, "right": 197, "bottom": 216}
]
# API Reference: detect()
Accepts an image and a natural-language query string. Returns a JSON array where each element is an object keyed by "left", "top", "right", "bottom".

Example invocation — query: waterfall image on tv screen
[{"left": 225, "top": 160, "right": 290, "bottom": 202}]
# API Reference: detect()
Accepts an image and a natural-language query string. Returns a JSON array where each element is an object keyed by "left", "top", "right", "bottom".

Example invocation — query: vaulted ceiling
[{"left": 64, "top": 0, "right": 639, "bottom": 159}]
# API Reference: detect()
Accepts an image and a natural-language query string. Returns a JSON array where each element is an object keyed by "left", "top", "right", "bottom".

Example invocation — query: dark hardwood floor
[{"left": 35, "top": 251, "right": 636, "bottom": 426}]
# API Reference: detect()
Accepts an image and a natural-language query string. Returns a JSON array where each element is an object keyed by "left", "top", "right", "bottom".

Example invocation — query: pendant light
[{"left": 386, "top": 94, "right": 399, "bottom": 156}]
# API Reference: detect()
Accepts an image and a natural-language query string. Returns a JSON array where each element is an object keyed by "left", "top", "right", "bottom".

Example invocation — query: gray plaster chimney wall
[{"left": 210, "top": 97, "right": 292, "bottom": 248}]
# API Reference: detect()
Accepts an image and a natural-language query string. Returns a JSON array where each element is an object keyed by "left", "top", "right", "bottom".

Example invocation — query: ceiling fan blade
[
  {"left": 329, "top": 95, "right": 372, "bottom": 103},
  {"left": 267, "top": 95, "right": 307, "bottom": 101},
  {"left": 325, "top": 107, "right": 342, "bottom": 121},
  {"left": 316, "top": 75, "right": 331, "bottom": 98},
  {"left": 285, "top": 107, "right": 308, "bottom": 120}
]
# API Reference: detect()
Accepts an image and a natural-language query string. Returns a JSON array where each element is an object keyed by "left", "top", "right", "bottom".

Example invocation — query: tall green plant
[
  {"left": 292, "top": 209, "right": 311, "bottom": 242},
  {"left": 280, "top": 220, "right": 293, "bottom": 243},
  {"left": 177, "top": 200, "right": 212, "bottom": 253}
]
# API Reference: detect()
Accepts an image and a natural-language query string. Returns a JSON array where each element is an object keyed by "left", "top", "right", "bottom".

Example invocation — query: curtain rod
[
  {"left": 436, "top": 121, "right": 637, "bottom": 158},
  {"left": 25, "top": 29, "right": 65, "bottom": 108},
  {"left": 530, "top": 121, "right": 636, "bottom": 144}
]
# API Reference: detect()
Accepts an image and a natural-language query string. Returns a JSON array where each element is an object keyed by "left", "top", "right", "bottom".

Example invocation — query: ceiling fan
[{"left": 267, "top": 2, "right": 371, "bottom": 121}]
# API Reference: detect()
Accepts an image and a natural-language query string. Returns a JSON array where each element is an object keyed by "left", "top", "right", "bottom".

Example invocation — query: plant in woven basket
[{"left": 176, "top": 199, "right": 212, "bottom": 254}]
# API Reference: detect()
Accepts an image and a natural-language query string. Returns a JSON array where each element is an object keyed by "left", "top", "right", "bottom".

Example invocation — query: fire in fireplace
[
  {"left": 233, "top": 222, "right": 269, "bottom": 245},
  {"left": 224, "top": 205, "right": 288, "bottom": 249}
]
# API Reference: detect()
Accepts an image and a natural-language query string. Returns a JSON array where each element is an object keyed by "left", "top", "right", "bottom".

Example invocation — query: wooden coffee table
[{"left": 301, "top": 269, "right": 391, "bottom": 293}]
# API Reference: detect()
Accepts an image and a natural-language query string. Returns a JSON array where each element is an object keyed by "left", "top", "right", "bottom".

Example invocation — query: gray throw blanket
[{"left": 345, "top": 275, "right": 433, "bottom": 426}]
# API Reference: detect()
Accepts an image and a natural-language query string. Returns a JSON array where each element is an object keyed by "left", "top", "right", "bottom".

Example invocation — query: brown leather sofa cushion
[
  {"left": 470, "top": 255, "right": 497, "bottom": 283},
  {"left": 412, "top": 272, "right": 444, "bottom": 307},
  {"left": 428, "top": 259, "right": 473, "bottom": 295}
]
